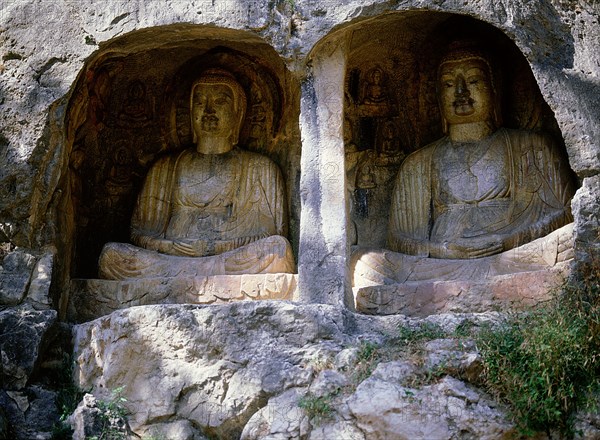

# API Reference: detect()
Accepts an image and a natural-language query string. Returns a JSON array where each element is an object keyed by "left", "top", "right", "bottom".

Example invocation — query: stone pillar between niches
[{"left": 298, "top": 40, "right": 353, "bottom": 309}]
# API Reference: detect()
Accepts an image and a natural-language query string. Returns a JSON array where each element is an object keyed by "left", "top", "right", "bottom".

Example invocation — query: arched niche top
[
  {"left": 310, "top": 11, "right": 564, "bottom": 152},
  {"left": 65, "top": 24, "right": 300, "bottom": 279}
]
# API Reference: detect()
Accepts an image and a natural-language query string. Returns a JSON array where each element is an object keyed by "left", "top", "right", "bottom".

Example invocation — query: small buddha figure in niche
[
  {"left": 352, "top": 44, "right": 575, "bottom": 287},
  {"left": 375, "top": 120, "right": 404, "bottom": 167},
  {"left": 99, "top": 69, "right": 294, "bottom": 280},
  {"left": 118, "top": 80, "right": 154, "bottom": 127},
  {"left": 363, "top": 67, "right": 388, "bottom": 105}
]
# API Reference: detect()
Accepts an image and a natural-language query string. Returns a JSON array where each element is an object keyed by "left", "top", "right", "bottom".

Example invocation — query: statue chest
[
  {"left": 433, "top": 137, "right": 510, "bottom": 205},
  {"left": 173, "top": 153, "right": 241, "bottom": 207}
]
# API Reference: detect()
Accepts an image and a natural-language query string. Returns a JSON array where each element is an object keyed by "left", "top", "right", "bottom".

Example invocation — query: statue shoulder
[
  {"left": 400, "top": 138, "right": 445, "bottom": 171},
  {"left": 148, "top": 150, "right": 188, "bottom": 172},
  {"left": 502, "top": 128, "right": 556, "bottom": 151},
  {"left": 238, "top": 148, "right": 280, "bottom": 170}
]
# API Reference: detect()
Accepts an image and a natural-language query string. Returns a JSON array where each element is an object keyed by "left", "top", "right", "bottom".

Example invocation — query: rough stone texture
[
  {"left": 0, "top": 249, "right": 36, "bottom": 306},
  {"left": 0, "top": 385, "right": 59, "bottom": 440},
  {"left": 0, "top": 247, "right": 54, "bottom": 309},
  {"left": 0, "top": 305, "right": 56, "bottom": 389},
  {"left": 347, "top": 375, "right": 514, "bottom": 439},
  {"left": 73, "top": 302, "right": 516, "bottom": 439},
  {"left": 298, "top": 41, "right": 352, "bottom": 308},
  {"left": 73, "top": 302, "right": 344, "bottom": 438},
  {"left": 25, "top": 247, "right": 55, "bottom": 310},
  {"left": 68, "top": 273, "right": 298, "bottom": 322},
  {"left": 0, "top": 0, "right": 598, "bottom": 437},
  {"left": 572, "top": 174, "right": 600, "bottom": 263},
  {"left": 240, "top": 387, "right": 310, "bottom": 440},
  {"left": 68, "top": 394, "right": 104, "bottom": 440},
  {"left": 355, "top": 264, "right": 568, "bottom": 316}
]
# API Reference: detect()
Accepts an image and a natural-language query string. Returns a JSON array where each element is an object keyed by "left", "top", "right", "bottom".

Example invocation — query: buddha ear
[{"left": 232, "top": 93, "right": 247, "bottom": 146}]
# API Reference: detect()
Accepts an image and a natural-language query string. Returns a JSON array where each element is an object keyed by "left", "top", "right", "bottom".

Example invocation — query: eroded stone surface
[
  {"left": 355, "top": 264, "right": 569, "bottom": 316},
  {"left": 0, "top": 305, "right": 56, "bottom": 390},
  {"left": 0, "top": 385, "right": 59, "bottom": 440},
  {"left": 0, "top": 250, "right": 36, "bottom": 306},
  {"left": 73, "top": 302, "right": 515, "bottom": 439},
  {"left": 68, "top": 273, "right": 298, "bottom": 322}
]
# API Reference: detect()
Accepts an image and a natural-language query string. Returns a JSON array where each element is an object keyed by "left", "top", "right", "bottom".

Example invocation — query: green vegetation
[
  {"left": 51, "top": 356, "right": 86, "bottom": 440},
  {"left": 298, "top": 393, "right": 334, "bottom": 426},
  {"left": 397, "top": 322, "right": 447, "bottom": 343},
  {"left": 350, "top": 340, "right": 381, "bottom": 385},
  {"left": 89, "top": 387, "right": 130, "bottom": 440},
  {"left": 477, "top": 257, "right": 600, "bottom": 435}
]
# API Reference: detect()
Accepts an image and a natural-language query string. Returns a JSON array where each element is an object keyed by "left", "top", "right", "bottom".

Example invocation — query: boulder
[
  {"left": 73, "top": 302, "right": 518, "bottom": 438},
  {"left": 73, "top": 302, "right": 353, "bottom": 438}
]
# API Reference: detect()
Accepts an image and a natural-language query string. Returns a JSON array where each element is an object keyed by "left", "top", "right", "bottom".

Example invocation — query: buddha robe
[
  {"left": 99, "top": 147, "right": 294, "bottom": 279},
  {"left": 352, "top": 128, "right": 575, "bottom": 287}
]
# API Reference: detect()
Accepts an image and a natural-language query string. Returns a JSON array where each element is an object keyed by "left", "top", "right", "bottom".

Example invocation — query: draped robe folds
[
  {"left": 99, "top": 148, "right": 294, "bottom": 280},
  {"left": 352, "top": 128, "right": 575, "bottom": 287}
]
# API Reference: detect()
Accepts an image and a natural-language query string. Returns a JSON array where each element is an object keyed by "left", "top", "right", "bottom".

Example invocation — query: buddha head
[
  {"left": 190, "top": 69, "right": 247, "bottom": 150},
  {"left": 437, "top": 44, "right": 501, "bottom": 133}
]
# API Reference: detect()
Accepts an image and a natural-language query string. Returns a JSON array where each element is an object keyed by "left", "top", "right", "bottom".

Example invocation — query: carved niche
[{"left": 68, "top": 47, "right": 289, "bottom": 279}]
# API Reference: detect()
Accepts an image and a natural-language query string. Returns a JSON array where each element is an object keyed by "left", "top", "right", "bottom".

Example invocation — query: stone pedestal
[
  {"left": 68, "top": 274, "right": 298, "bottom": 323},
  {"left": 355, "top": 263, "right": 569, "bottom": 317}
]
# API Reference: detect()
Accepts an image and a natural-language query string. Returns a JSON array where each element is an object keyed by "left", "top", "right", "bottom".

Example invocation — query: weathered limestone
[
  {"left": 572, "top": 174, "right": 600, "bottom": 263},
  {"left": 0, "top": 0, "right": 599, "bottom": 437},
  {"left": 298, "top": 38, "right": 351, "bottom": 307},
  {"left": 347, "top": 375, "right": 514, "bottom": 439},
  {"left": 0, "top": 386, "right": 59, "bottom": 440},
  {"left": 73, "top": 302, "right": 344, "bottom": 438},
  {"left": 0, "top": 0, "right": 596, "bottom": 314},
  {"left": 72, "top": 302, "right": 515, "bottom": 438},
  {"left": 68, "top": 273, "right": 298, "bottom": 322},
  {"left": 0, "top": 250, "right": 36, "bottom": 306},
  {"left": 356, "top": 263, "right": 569, "bottom": 316}
]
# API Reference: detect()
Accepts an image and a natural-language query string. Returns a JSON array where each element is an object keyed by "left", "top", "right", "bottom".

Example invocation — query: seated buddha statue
[
  {"left": 98, "top": 69, "right": 294, "bottom": 280},
  {"left": 352, "top": 45, "right": 575, "bottom": 287}
]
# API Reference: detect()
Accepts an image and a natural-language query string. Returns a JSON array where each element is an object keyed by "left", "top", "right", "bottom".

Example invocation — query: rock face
[
  {"left": 73, "top": 301, "right": 517, "bottom": 439},
  {"left": 0, "top": 0, "right": 597, "bottom": 313},
  {"left": 0, "top": 305, "right": 56, "bottom": 390},
  {"left": 355, "top": 264, "right": 568, "bottom": 316},
  {"left": 0, "top": 248, "right": 54, "bottom": 309}
]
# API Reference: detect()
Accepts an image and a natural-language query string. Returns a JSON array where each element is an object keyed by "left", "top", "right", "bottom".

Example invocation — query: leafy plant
[
  {"left": 477, "top": 256, "right": 600, "bottom": 435},
  {"left": 350, "top": 341, "right": 380, "bottom": 384},
  {"left": 89, "top": 387, "right": 130, "bottom": 440}
]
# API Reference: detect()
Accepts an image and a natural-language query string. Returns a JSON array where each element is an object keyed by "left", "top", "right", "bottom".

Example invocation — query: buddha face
[
  {"left": 191, "top": 83, "right": 238, "bottom": 141},
  {"left": 438, "top": 58, "right": 494, "bottom": 126}
]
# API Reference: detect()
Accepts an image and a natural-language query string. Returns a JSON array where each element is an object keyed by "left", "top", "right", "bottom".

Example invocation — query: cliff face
[{"left": 0, "top": 0, "right": 598, "bottom": 438}]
